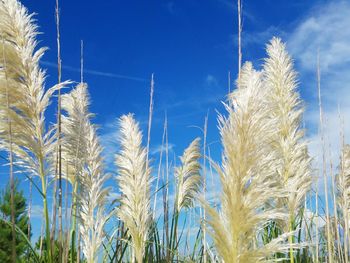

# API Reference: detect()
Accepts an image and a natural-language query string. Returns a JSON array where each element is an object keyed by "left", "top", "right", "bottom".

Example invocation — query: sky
[{"left": 2, "top": 0, "right": 350, "bottom": 246}]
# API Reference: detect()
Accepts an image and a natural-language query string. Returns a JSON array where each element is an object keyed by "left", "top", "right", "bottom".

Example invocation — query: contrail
[{"left": 41, "top": 61, "right": 148, "bottom": 82}]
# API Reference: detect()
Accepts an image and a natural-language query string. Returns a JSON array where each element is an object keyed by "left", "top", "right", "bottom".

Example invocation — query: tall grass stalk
[
  {"left": 115, "top": 114, "right": 152, "bottom": 262},
  {"left": 0, "top": 1, "right": 69, "bottom": 262},
  {"left": 327, "top": 133, "right": 342, "bottom": 259},
  {"left": 146, "top": 73, "right": 154, "bottom": 165},
  {"left": 64, "top": 84, "right": 112, "bottom": 263},
  {"left": 152, "top": 117, "right": 167, "bottom": 217},
  {"left": 237, "top": 0, "right": 242, "bottom": 75},
  {"left": 204, "top": 62, "right": 291, "bottom": 262},
  {"left": 54, "top": 0, "right": 63, "bottom": 260},
  {"left": 263, "top": 38, "right": 312, "bottom": 262},
  {"left": 202, "top": 115, "right": 208, "bottom": 263},
  {"left": 169, "top": 137, "right": 201, "bottom": 260},
  {"left": 316, "top": 53, "right": 333, "bottom": 262}
]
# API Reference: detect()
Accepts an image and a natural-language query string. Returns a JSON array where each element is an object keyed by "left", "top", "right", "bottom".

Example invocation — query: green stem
[
  {"left": 289, "top": 215, "right": 294, "bottom": 263},
  {"left": 40, "top": 160, "right": 52, "bottom": 263},
  {"left": 171, "top": 210, "right": 179, "bottom": 261},
  {"left": 70, "top": 182, "right": 78, "bottom": 263}
]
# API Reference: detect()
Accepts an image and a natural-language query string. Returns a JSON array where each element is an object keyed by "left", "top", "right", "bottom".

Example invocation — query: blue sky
[{"left": 2, "top": 0, "right": 350, "bottom": 245}]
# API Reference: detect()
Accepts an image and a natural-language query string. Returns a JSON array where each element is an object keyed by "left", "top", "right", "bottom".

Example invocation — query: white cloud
[
  {"left": 150, "top": 143, "right": 175, "bottom": 156},
  {"left": 284, "top": 1, "right": 350, "bottom": 203},
  {"left": 286, "top": 1, "right": 350, "bottom": 155},
  {"left": 100, "top": 120, "right": 120, "bottom": 166},
  {"left": 41, "top": 61, "right": 147, "bottom": 82},
  {"left": 166, "top": 2, "right": 175, "bottom": 15},
  {"left": 288, "top": 1, "right": 350, "bottom": 72},
  {"left": 205, "top": 74, "right": 219, "bottom": 88},
  {"left": 30, "top": 204, "right": 43, "bottom": 219},
  {"left": 243, "top": 25, "right": 285, "bottom": 47}
]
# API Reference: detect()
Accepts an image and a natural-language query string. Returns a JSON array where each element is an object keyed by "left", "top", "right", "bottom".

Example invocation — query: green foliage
[{"left": 0, "top": 179, "right": 31, "bottom": 262}]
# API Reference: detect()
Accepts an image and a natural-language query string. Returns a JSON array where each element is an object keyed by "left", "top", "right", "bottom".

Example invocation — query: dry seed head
[{"left": 115, "top": 114, "right": 152, "bottom": 263}]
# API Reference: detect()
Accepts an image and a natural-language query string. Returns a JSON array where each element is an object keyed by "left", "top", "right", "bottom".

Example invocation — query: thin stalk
[
  {"left": 317, "top": 53, "right": 332, "bottom": 263},
  {"left": 327, "top": 132, "right": 342, "bottom": 261},
  {"left": 28, "top": 178, "right": 32, "bottom": 240},
  {"left": 146, "top": 73, "right": 154, "bottom": 166},
  {"left": 77, "top": 230, "right": 81, "bottom": 263},
  {"left": 64, "top": 174, "right": 69, "bottom": 262},
  {"left": 39, "top": 215, "right": 44, "bottom": 257},
  {"left": 202, "top": 114, "right": 208, "bottom": 263},
  {"left": 169, "top": 204, "right": 179, "bottom": 260},
  {"left": 237, "top": 0, "right": 242, "bottom": 75},
  {"left": 207, "top": 147, "right": 217, "bottom": 204},
  {"left": 55, "top": 0, "right": 63, "bottom": 261},
  {"left": 81, "top": 40, "right": 84, "bottom": 83},
  {"left": 289, "top": 216, "right": 295, "bottom": 263},
  {"left": 315, "top": 179, "right": 319, "bottom": 262},
  {"left": 50, "top": 177, "right": 57, "bottom": 256},
  {"left": 70, "top": 182, "right": 78, "bottom": 263},
  {"left": 153, "top": 117, "right": 167, "bottom": 217},
  {"left": 164, "top": 116, "right": 170, "bottom": 260},
  {"left": 40, "top": 161, "right": 52, "bottom": 263}
]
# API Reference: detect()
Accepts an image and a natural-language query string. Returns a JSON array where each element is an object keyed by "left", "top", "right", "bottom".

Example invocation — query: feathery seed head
[
  {"left": 175, "top": 137, "right": 201, "bottom": 211},
  {"left": 263, "top": 37, "right": 312, "bottom": 218},
  {"left": 115, "top": 114, "right": 152, "bottom": 263}
]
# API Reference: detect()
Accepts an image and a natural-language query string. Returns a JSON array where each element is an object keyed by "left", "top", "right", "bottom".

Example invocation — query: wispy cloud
[
  {"left": 243, "top": 25, "right": 285, "bottom": 47},
  {"left": 165, "top": 1, "right": 175, "bottom": 15},
  {"left": 30, "top": 204, "right": 43, "bottom": 219},
  {"left": 287, "top": 1, "right": 350, "bottom": 72},
  {"left": 150, "top": 143, "right": 175, "bottom": 156},
  {"left": 205, "top": 74, "right": 219, "bottom": 88},
  {"left": 41, "top": 61, "right": 148, "bottom": 82},
  {"left": 100, "top": 120, "right": 120, "bottom": 167},
  {"left": 282, "top": 1, "right": 350, "bottom": 199}
]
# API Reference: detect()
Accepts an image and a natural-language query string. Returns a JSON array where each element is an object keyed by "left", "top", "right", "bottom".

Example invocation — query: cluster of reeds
[{"left": 1, "top": 0, "right": 350, "bottom": 262}]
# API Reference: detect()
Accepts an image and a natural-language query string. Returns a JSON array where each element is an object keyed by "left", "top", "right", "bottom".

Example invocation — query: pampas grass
[
  {"left": 115, "top": 114, "right": 152, "bottom": 263},
  {"left": 175, "top": 137, "right": 201, "bottom": 212},
  {"left": 338, "top": 144, "right": 350, "bottom": 262},
  {"left": 78, "top": 123, "right": 110, "bottom": 263},
  {"left": 61, "top": 83, "right": 92, "bottom": 184},
  {"left": 61, "top": 84, "right": 111, "bottom": 263},
  {"left": 0, "top": 1, "right": 347, "bottom": 262},
  {"left": 203, "top": 62, "right": 290, "bottom": 262},
  {"left": 61, "top": 83, "right": 92, "bottom": 262},
  {"left": 263, "top": 38, "right": 312, "bottom": 217},
  {"left": 263, "top": 38, "right": 312, "bottom": 262},
  {"left": 0, "top": 0, "right": 69, "bottom": 261}
]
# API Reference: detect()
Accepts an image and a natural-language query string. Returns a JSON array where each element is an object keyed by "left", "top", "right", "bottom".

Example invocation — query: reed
[
  {"left": 263, "top": 37, "right": 312, "bottom": 262},
  {"left": 115, "top": 114, "right": 152, "bottom": 263}
]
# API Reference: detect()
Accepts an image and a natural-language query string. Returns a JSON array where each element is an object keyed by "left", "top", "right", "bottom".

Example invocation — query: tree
[{"left": 0, "top": 179, "right": 31, "bottom": 262}]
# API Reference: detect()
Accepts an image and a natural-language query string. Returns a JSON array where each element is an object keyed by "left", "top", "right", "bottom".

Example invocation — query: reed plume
[
  {"left": 337, "top": 144, "right": 350, "bottom": 260},
  {"left": 263, "top": 37, "right": 311, "bottom": 217},
  {"left": 169, "top": 137, "right": 201, "bottom": 260},
  {"left": 204, "top": 62, "right": 289, "bottom": 262},
  {"left": 0, "top": 0, "right": 69, "bottom": 261},
  {"left": 175, "top": 137, "right": 201, "bottom": 212},
  {"left": 115, "top": 114, "right": 152, "bottom": 263},
  {"left": 61, "top": 83, "right": 92, "bottom": 262},
  {"left": 262, "top": 37, "right": 312, "bottom": 262},
  {"left": 61, "top": 83, "right": 91, "bottom": 184},
  {"left": 78, "top": 123, "right": 110, "bottom": 263},
  {"left": 61, "top": 83, "right": 110, "bottom": 262}
]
